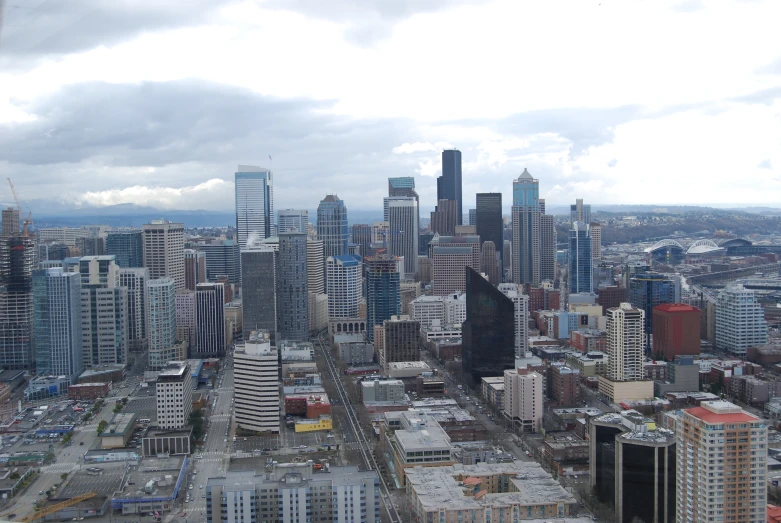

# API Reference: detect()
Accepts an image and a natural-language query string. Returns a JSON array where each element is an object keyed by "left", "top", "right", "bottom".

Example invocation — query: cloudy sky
[{"left": 1, "top": 0, "right": 780, "bottom": 214}]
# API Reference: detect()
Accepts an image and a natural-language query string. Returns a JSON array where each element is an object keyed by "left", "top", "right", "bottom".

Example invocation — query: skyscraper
[
  {"left": 33, "top": 267, "right": 83, "bottom": 382},
  {"left": 511, "top": 169, "right": 540, "bottom": 286},
  {"left": 234, "top": 331, "right": 280, "bottom": 434},
  {"left": 197, "top": 240, "right": 240, "bottom": 284},
  {"left": 670, "top": 400, "right": 766, "bottom": 523},
  {"left": 462, "top": 267, "right": 515, "bottom": 384},
  {"left": 430, "top": 199, "right": 458, "bottom": 236},
  {"left": 629, "top": 272, "right": 676, "bottom": 348},
  {"left": 430, "top": 234, "right": 481, "bottom": 296},
  {"left": 498, "top": 283, "right": 529, "bottom": 358},
  {"left": 240, "top": 246, "right": 276, "bottom": 341},
  {"left": 276, "top": 232, "right": 309, "bottom": 341},
  {"left": 387, "top": 197, "right": 418, "bottom": 278},
  {"left": 317, "top": 194, "right": 348, "bottom": 263},
  {"left": 184, "top": 249, "right": 206, "bottom": 291},
  {"left": 78, "top": 256, "right": 127, "bottom": 368},
  {"left": 365, "top": 255, "right": 401, "bottom": 343},
  {"left": 146, "top": 278, "right": 177, "bottom": 370},
  {"left": 570, "top": 199, "right": 591, "bottom": 224},
  {"left": 480, "top": 241, "right": 499, "bottom": 285},
  {"left": 351, "top": 224, "right": 373, "bottom": 259},
  {"left": 438, "top": 149, "right": 463, "bottom": 225},
  {"left": 306, "top": 239, "right": 325, "bottom": 295},
  {"left": 235, "top": 165, "right": 274, "bottom": 248},
  {"left": 539, "top": 213, "right": 557, "bottom": 283},
  {"left": 1, "top": 208, "right": 19, "bottom": 237},
  {"left": 475, "top": 193, "right": 503, "bottom": 278},
  {"left": 715, "top": 284, "right": 768, "bottom": 356},
  {"left": 590, "top": 222, "right": 602, "bottom": 261},
  {"left": 118, "top": 268, "right": 149, "bottom": 352},
  {"left": 142, "top": 220, "right": 185, "bottom": 291},
  {"left": 0, "top": 235, "right": 34, "bottom": 369},
  {"left": 326, "top": 255, "right": 362, "bottom": 319},
  {"left": 503, "top": 367, "right": 543, "bottom": 433},
  {"left": 195, "top": 282, "right": 226, "bottom": 357},
  {"left": 277, "top": 209, "right": 308, "bottom": 234},
  {"left": 568, "top": 222, "right": 593, "bottom": 294},
  {"left": 605, "top": 303, "right": 645, "bottom": 382},
  {"left": 106, "top": 230, "right": 144, "bottom": 268}
]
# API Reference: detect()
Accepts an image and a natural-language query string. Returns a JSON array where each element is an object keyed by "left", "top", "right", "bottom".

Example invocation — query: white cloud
[
  {"left": 392, "top": 141, "right": 454, "bottom": 154},
  {"left": 78, "top": 178, "right": 231, "bottom": 208}
]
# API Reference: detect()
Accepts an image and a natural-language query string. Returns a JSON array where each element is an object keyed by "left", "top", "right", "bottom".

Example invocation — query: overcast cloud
[{"left": 0, "top": 0, "right": 780, "bottom": 213}]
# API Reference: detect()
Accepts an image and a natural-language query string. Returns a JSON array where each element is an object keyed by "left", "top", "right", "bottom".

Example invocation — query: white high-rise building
[
  {"left": 235, "top": 166, "right": 274, "bottom": 248},
  {"left": 234, "top": 331, "right": 280, "bottom": 434},
  {"left": 306, "top": 239, "right": 325, "bottom": 295},
  {"left": 146, "top": 278, "right": 177, "bottom": 370},
  {"left": 715, "top": 284, "right": 768, "bottom": 356},
  {"left": 498, "top": 283, "right": 529, "bottom": 358},
  {"left": 668, "top": 400, "right": 767, "bottom": 523},
  {"left": 195, "top": 282, "right": 226, "bottom": 357},
  {"left": 503, "top": 367, "right": 543, "bottom": 433},
  {"left": 142, "top": 220, "right": 185, "bottom": 291},
  {"left": 118, "top": 268, "right": 149, "bottom": 352},
  {"left": 326, "top": 255, "right": 362, "bottom": 319},
  {"left": 156, "top": 361, "right": 192, "bottom": 430},
  {"left": 277, "top": 209, "right": 308, "bottom": 234},
  {"left": 387, "top": 197, "right": 419, "bottom": 278},
  {"left": 605, "top": 303, "right": 645, "bottom": 381},
  {"left": 410, "top": 293, "right": 466, "bottom": 330}
]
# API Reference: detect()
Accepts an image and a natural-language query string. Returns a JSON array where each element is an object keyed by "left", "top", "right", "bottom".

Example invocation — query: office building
[
  {"left": 503, "top": 367, "right": 543, "bottom": 433},
  {"left": 387, "top": 177, "right": 420, "bottom": 244},
  {"left": 197, "top": 240, "right": 240, "bottom": 284},
  {"left": 78, "top": 257, "right": 127, "bottom": 369},
  {"left": 590, "top": 222, "right": 602, "bottom": 260},
  {"left": 235, "top": 165, "right": 274, "bottom": 248},
  {"left": 32, "top": 267, "right": 83, "bottom": 382},
  {"left": 599, "top": 303, "right": 653, "bottom": 402},
  {"left": 429, "top": 234, "right": 481, "bottom": 296},
  {"left": 308, "top": 292, "right": 328, "bottom": 333},
  {"left": 568, "top": 221, "right": 593, "bottom": 294},
  {"left": 1, "top": 208, "right": 19, "bottom": 237},
  {"left": 479, "top": 241, "right": 499, "bottom": 285},
  {"left": 629, "top": 272, "right": 676, "bottom": 348},
  {"left": 715, "top": 284, "right": 768, "bottom": 356},
  {"left": 183, "top": 249, "right": 206, "bottom": 291},
  {"left": 106, "top": 230, "right": 144, "bottom": 268},
  {"left": 550, "top": 364, "right": 580, "bottom": 407},
  {"left": 365, "top": 255, "right": 400, "bottom": 343},
  {"left": 146, "top": 278, "right": 177, "bottom": 370},
  {"left": 430, "top": 199, "right": 458, "bottom": 236},
  {"left": 652, "top": 304, "right": 701, "bottom": 360},
  {"left": 498, "top": 283, "right": 529, "bottom": 358},
  {"left": 326, "top": 254, "right": 361, "bottom": 319},
  {"left": 0, "top": 235, "right": 35, "bottom": 369},
  {"left": 195, "top": 283, "right": 226, "bottom": 357},
  {"left": 240, "top": 247, "right": 276, "bottom": 341},
  {"left": 372, "top": 221, "right": 389, "bottom": 245},
  {"left": 277, "top": 209, "right": 308, "bottom": 234},
  {"left": 234, "top": 331, "right": 280, "bottom": 434},
  {"left": 475, "top": 193, "right": 503, "bottom": 277},
  {"left": 175, "top": 290, "right": 195, "bottom": 348},
  {"left": 462, "top": 267, "right": 515, "bottom": 383},
  {"left": 317, "top": 194, "right": 348, "bottom": 261},
  {"left": 670, "top": 400, "right": 766, "bottom": 523},
  {"left": 410, "top": 293, "right": 466, "bottom": 331},
  {"left": 387, "top": 197, "right": 418, "bottom": 278},
  {"left": 589, "top": 410, "right": 676, "bottom": 523},
  {"left": 539, "top": 212, "right": 556, "bottom": 283},
  {"left": 76, "top": 236, "right": 105, "bottom": 257},
  {"left": 438, "top": 149, "right": 463, "bottom": 225},
  {"left": 205, "top": 463, "right": 380, "bottom": 523},
  {"left": 570, "top": 198, "right": 591, "bottom": 225},
  {"left": 276, "top": 232, "right": 309, "bottom": 341},
  {"left": 511, "top": 168, "right": 540, "bottom": 286},
  {"left": 351, "top": 224, "right": 373, "bottom": 259},
  {"left": 118, "top": 268, "right": 149, "bottom": 352},
  {"left": 156, "top": 361, "right": 193, "bottom": 430},
  {"left": 142, "top": 220, "right": 185, "bottom": 291},
  {"left": 378, "top": 316, "right": 422, "bottom": 372},
  {"left": 306, "top": 239, "right": 325, "bottom": 295}
]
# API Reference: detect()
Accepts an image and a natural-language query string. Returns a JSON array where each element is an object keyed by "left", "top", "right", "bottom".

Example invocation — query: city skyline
[{"left": 0, "top": 2, "right": 779, "bottom": 213}]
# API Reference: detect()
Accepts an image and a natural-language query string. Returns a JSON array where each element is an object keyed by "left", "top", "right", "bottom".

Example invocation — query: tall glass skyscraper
[
  {"left": 0, "top": 235, "right": 34, "bottom": 369},
  {"left": 438, "top": 150, "right": 463, "bottom": 225},
  {"left": 462, "top": 267, "right": 515, "bottom": 384},
  {"left": 568, "top": 222, "right": 593, "bottom": 294},
  {"left": 365, "top": 255, "right": 401, "bottom": 343},
  {"left": 476, "top": 192, "right": 503, "bottom": 278},
  {"left": 387, "top": 197, "right": 418, "bottom": 278},
  {"left": 511, "top": 168, "right": 541, "bottom": 285},
  {"left": 106, "top": 230, "right": 143, "bottom": 268},
  {"left": 235, "top": 165, "right": 274, "bottom": 249},
  {"left": 317, "top": 194, "right": 349, "bottom": 260},
  {"left": 277, "top": 232, "right": 309, "bottom": 341},
  {"left": 629, "top": 272, "right": 676, "bottom": 349},
  {"left": 146, "top": 277, "right": 177, "bottom": 370},
  {"left": 241, "top": 247, "right": 277, "bottom": 341}
]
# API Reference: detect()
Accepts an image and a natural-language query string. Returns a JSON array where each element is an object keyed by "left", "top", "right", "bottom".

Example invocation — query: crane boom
[
  {"left": 17, "top": 492, "right": 98, "bottom": 523},
  {"left": 7, "top": 177, "right": 21, "bottom": 211},
  {"left": 7, "top": 178, "right": 32, "bottom": 236}
]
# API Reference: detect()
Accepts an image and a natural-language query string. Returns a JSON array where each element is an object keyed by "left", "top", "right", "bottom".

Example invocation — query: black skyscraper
[
  {"left": 475, "top": 193, "right": 503, "bottom": 278},
  {"left": 438, "top": 149, "right": 463, "bottom": 225},
  {"left": 461, "top": 267, "right": 515, "bottom": 384}
]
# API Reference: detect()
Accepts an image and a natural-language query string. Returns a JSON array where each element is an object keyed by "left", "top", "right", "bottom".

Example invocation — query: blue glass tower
[
  {"left": 511, "top": 168, "right": 541, "bottom": 285},
  {"left": 365, "top": 255, "right": 401, "bottom": 343},
  {"left": 317, "top": 194, "right": 349, "bottom": 259},
  {"left": 629, "top": 272, "right": 676, "bottom": 349},
  {"left": 438, "top": 150, "right": 463, "bottom": 225},
  {"left": 568, "top": 222, "right": 593, "bottom": 294},
  {"left": 106, "top": 230, "right": 143, "bottom": 268},
  {"left": 235, "top": 165, "right": 274, "bottom": 249}
]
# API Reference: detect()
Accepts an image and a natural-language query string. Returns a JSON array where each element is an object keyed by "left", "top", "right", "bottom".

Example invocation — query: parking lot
[{"left": 122, "top": 397, "right": 157, "bottom": 425}]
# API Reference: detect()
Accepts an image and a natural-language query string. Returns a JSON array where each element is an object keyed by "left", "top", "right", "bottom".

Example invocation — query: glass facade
[
  {"left": 462, "top": 266, "right": 515, "bottom": 383},
  {"left": 106, "top": 230, "right": 143, "bottom": 268},
  {"left": 476, "top": 193, "right": 503, "bottom": 277},
  {"left": 317, "top": 195, "right": 349, "bottom": 261},
  {"left": 438, "top": 150, "right": 463, "bottom": 225},
  {"left": 277, "top": 233, "right": 309, "bottom": 341},
  {"left": 240, "top": 248, "right": 277, "bottom": 341},
  {"left": 366, "top": 255, "right": 401, "bottom": 343},
  {"left": 629, "top": 272, "right": 676, "bottom": 348},
  {"left": 568, "top": 221, "right": 593, "bottom": 294}
]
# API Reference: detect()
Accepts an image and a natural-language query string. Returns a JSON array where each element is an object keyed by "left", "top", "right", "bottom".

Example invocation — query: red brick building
[
  {"left": 550, "top": 365, "right": 581, "bottom": 407},
  {"left": 569, "top": 330, "right": 607, "bottom": 353},
  {"left": 652, "top": 304, "right": 701, "bottom": 360},
  {"left": 597, "top": 286, "right": 627, "bottom": 314},
  {"left": 285, "top": 394, "right": 331, "bottom": 418},
  {"left": 68, "top": 382, "right": 110, "bottom": 400}
]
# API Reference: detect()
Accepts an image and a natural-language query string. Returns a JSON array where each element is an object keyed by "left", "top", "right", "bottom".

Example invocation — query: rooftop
[
  {"left": 99, "top": 412, "right": 137, "bottom": 438},
  {"left": 686, "top": 400, "right": 759, "bottom": 423},
  {"left": 116, "top": 455, "right": 186, "bottom": 501},
  {"left": 388, "top": 361, "right": 430, "bottom": 370}
]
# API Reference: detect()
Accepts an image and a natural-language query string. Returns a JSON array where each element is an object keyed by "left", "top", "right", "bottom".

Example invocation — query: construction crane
[
  {"left": 7, "top": 177, "right": 32, "bottom": 236},
  {"left": 17, "top": 492, "right": 97, "bottom": 523}
]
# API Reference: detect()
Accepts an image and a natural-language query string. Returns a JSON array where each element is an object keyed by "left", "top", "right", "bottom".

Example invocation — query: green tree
[
  {"left": 9, "top": 472, "right": 19, "bottom": 480},
  {"left": 97, "top": 420, "right": 108, "bottom": 434},
  {"left": 60, "top": 473, "right": 68, "bottom": 481},
  {"left": 189, "top": 409, "right": 204, "bottom": 441}
]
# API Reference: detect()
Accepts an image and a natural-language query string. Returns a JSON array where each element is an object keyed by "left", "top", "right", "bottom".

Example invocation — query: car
[
  {"left": 189, "top": 485, "right": 193, "bottom": 490},
  {"left": 39, "top": 490, "right": 44, "bottom": 495},
  {"left": 298, "top": 445, "right": 307, "bottom": 449},
  {"left": 200, "top": 484, "right": 203, "bottom": 489},
  {"left": 184, "top": 499, "right": 189, "bottom": 504}
]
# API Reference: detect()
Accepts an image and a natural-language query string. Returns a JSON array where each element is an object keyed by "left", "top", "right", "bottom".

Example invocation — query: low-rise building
[
  {"left": 565, "top": 351, "right": 608, "bottom": 378},
  {"left": 284, "top": 393, "right": 331, "bottom": 419},
  {"left": 113, "top": 455, "right": 188, "bottom": 515},
  {"left": 361, "top": 380, "right": 405, "bottom": 403},
  {"left": 337, "top": 341, "right": 374, "bottom": 364},
  {"left": 480, "top": 376, "right": 505, "bottom": 410},
  {"left": 68, "top": 382, "right": 110, "bottom": 400},
  {"left": 294, "top": 415, "right": 333, "bottom": 433},
  {"left": 569, "top": 329, "right": 607, "bottom": 353},
  {"left": 387, "top": 361, "right": 431, "bottom": 378},
  {"left": 98, "top": 412, "right": 137, "bottom": 449},
  {"left": 141, "top": 427, "right": 192, "bottom": 457}
]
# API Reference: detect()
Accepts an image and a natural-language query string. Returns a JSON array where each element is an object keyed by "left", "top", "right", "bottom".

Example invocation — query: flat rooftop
[
  {"left": 388, "top": 361, "right": 430, "bottom": 370},
  {"left": 406, "top": 461, "right": 576, "bottom": 511},
  {"left": 79, "top": 365, "right": 125, "bottom": 378},
  {"left": 118, "top": 455, "right": 186, "bottom": 501},
  {"left": 57, "top": 463, "right": 125, "bottom": 498},
  {"left": 100, "top": 412, "right": 137, "bottom": 438}
]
